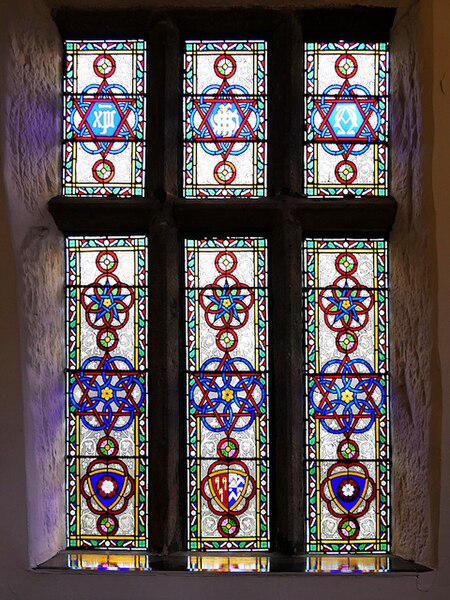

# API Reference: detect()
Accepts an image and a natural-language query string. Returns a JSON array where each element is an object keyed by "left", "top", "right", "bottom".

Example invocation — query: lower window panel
[
  {"left": 303, "top": 238, "right": 390, "bottom": 553},
  {"left": 66, "top": 235, "right": 148, "bottom": 549},
  {"left": 185, "top": 237, "right": 270, "bottom": 550}
]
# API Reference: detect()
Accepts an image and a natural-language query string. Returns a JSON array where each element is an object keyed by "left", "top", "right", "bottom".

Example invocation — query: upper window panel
[
  {"left": 183, "top": 40, "right": 267, "bottom": 199},
  {"left": 305, "top": 42, "right": 389, "bottom": 198},
  {"left": 63, "top": 40, "right": 146, "bottom": 197}
]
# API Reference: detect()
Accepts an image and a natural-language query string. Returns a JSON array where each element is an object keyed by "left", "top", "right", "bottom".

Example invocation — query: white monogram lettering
[
  {"left": 333, "top": 104, "right": 360, "bottom": 135},
  {"left": 211, "top": 104, "right": 241, "bottom": 137},
  {"left": 92, "top": 104, "right": 117, "bottom": 135}
]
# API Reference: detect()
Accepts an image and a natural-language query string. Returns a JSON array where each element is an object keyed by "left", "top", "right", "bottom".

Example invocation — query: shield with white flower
[
  {"left": 81, "top": 458, "right": 135, "bottom": 515},
  {"left": 320, "top": 461, "right": 375, "bottom": 519}
]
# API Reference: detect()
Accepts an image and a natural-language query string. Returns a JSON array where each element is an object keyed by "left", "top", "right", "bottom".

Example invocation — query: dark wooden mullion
[
  {"left": 270, "top": 12, "right": 304, "bottom": 196},
  {"left": 171, "top": 196, "right": 397, "bottom": 233},
  {"left": 52, "top": 9, "right": 156, "bottom": 38},
  {"left": 293, "top": 196, "right": 397, "bottom": 236},
  {"left": 271, "top": 217, "right": 304, "bottom": 553},
  {"left": 300, "top": 7, "right": 396, "bottom": 43},
  {"left": 148, "top": 18, "right": 180, "bottom": 200},
  {"left": 147, "top": 18, "right": 183, "bottom": 554},
  {"left": 148, "top": 219, "right": 182, "bottom": 553},
  {"left": 170, "top": 8, "right": 284, "bottom": 39},
  {"left": 48, "top": 197, "right": 154, "bottom": 234}
]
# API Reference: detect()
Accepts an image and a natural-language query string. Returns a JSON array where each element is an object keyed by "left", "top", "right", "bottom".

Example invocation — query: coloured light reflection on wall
[
  {"left": 305, "top": 42, "right": 389, "bottom": 197},
  {"left": 185, "top": 238, "right": 269, "bottom": 549},
  {"left": 66, "top": 236, "right": 148, "bottom": 548},
  {"left": 63, "top": 40, "right": 146, "bottom": 196},
  {"left": 183, "top": 41, "right": 267, "bottom": 198},
  {"left": 303, "top": 239, "right": 390, "bottom": 553}
]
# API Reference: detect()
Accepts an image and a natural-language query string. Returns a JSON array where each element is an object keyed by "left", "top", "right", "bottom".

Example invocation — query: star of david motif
[
  {"left": 192, "top": 81, "right": 260, "bottom": 160},
  {"left": 70, "top": 79, "right": 139, "bottom": 157},
  {"left": 311, "top": 81, "right": 382, "bottom": 159},
  {"left": 88, "top": 282, "right": 127, "bottom": 324},
  {"left": 190, "top": 357, "right": 265, "bottom": 435},
  {"left": 309, "top": 357, "right": 386, "bottom": 436},
  {"left": 70, "top": 357, "right": 145, "bottom": 434}
]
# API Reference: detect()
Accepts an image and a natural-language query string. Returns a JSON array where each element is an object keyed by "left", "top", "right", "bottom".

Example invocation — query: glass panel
[
  {"left": 183, "top": 41, "right": 267, "bottom": 198},
  {"left": 66, "top": 236, "right": 148, "bottom": 548},
  {"left": 63, "top": 40, "right": 146, "bottom": 197},
  {"left": 305, "top": 42, "right": 389, "bottom": 197},
  {"left": 185, "top": 238, "right": 269, "bottom": 550},
  {"left": 306, "top": 556, "right": 390, "bottom": 573},
  {"left": 303, "top": 239, "right": 390, "bottom": 553},
  {"left": 188, "top": 555, "right": 270, "bottom": 572},
  {"left": 68, "top": 553, "right": 150, "bottom": 571}
]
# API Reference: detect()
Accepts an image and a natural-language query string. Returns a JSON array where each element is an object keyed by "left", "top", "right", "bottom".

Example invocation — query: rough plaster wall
[
  {"left": 3, "top": 0, "right": 65, "bottom": 566},
  {"left": 434, "top": 0, "right": 450, "bottom": 593},
  {"left": 390, "top": 0, "right": 438, "bottom": 565}
]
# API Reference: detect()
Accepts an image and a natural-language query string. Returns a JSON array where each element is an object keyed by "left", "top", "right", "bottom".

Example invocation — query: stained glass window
[
  {"left": 183, "top": 41, "right": 267, "bottom": 198},
  {"left": 63, "top": 40, "right": 146, "bottom": 197},
  {"left": 66, "top": 236, "right": 148, "bottom": 548},
  {"left": 303, "top": 239, "right": 389, "bottom": 553},
  {"left": 185, "top": 238, "right": 269, "bottom": 549},
  {"left": 305, "top": 42, "right": 389, "bottom": 197}
]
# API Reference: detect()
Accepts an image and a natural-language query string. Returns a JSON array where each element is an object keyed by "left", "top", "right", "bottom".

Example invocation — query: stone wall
[
  {"left": 2, "top": 0, "right": 65, "bottom": 569},
  {"left": 390, "top": 0, "right": 439, "bottom": 564}
]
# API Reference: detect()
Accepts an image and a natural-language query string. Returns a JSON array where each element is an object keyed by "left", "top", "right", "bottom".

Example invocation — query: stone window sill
[{"left": 35, "top": 551, "right": 431, "bottom": 575}]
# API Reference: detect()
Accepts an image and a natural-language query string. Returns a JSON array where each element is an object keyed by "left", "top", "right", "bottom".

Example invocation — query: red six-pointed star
[
  {"left": 74, "top": 78, "right": 137, "bottom": 156},
  {"left": 313, "top": 78, "right": 380, "bottom": 160}
]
